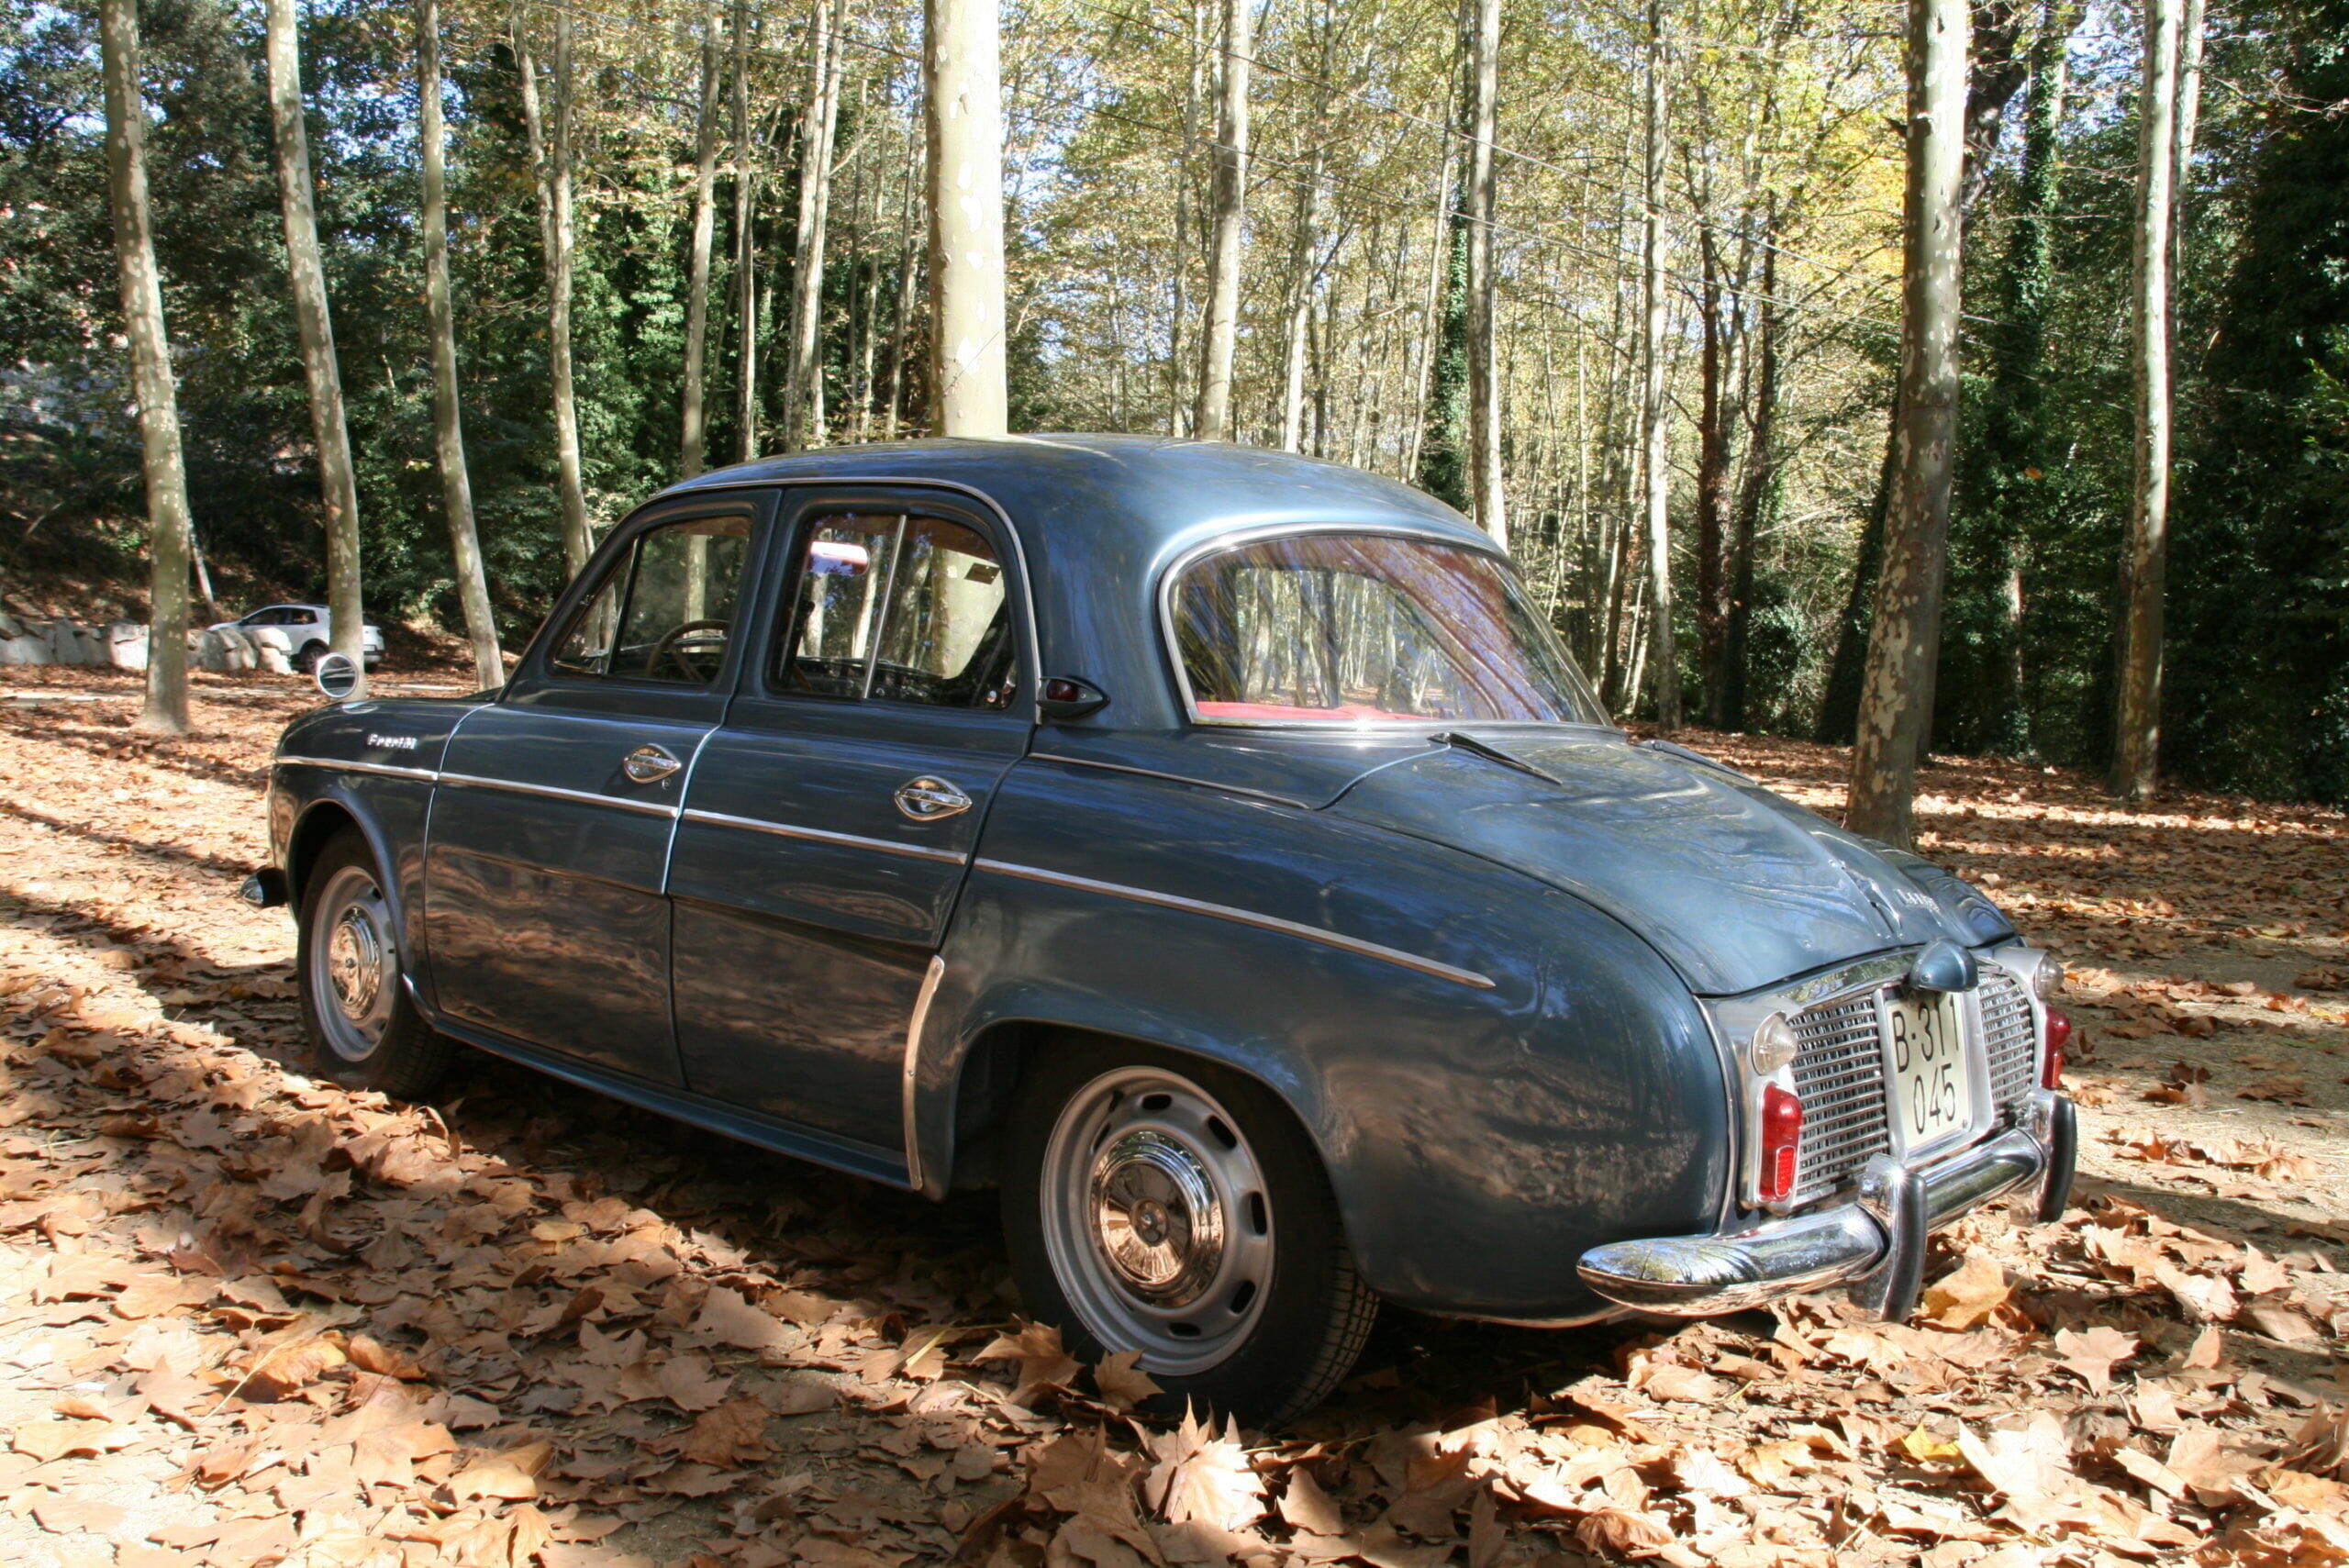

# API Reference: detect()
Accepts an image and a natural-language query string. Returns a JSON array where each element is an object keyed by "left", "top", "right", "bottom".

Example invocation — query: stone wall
[{"left": 0, "top": 612, "right": 292, "bottom": 675}]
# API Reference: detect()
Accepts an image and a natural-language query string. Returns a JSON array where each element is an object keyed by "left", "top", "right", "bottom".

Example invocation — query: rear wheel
[
  {"left": 295, "top": 831, "right": 455, "bottom": 1097},
  {"left": 293, "top": 641, "right": 322, "bottom": 673},
  {"left": 1002, "top": 1041, "right": 1377, "bottom": 1429}
]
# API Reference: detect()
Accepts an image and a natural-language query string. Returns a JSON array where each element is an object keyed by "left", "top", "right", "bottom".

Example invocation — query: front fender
[{"left": 913, "top": 760, "right": 1731, "bottom": 1322}]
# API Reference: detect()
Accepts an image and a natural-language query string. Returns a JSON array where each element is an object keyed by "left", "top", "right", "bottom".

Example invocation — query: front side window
[
  {"left": 550, "top": 512, "right": 751, "bottom": 684},
  {"left": 1170, "top": 531, "right": 1604, "bottom": 725},
  {"left": 777, "top": 511, "right": 1017, "bottom": 709}
]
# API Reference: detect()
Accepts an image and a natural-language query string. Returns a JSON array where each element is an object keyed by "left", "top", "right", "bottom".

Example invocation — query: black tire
[
  {"left": 1001, "top": 1040, "right": 1378, "bottom": 1429},
  {"left": 295, "top": 830, "right": 457, "bottom": 1098},
  {"left": 293, "top": 642, "right": 322, "bottom": 673}
]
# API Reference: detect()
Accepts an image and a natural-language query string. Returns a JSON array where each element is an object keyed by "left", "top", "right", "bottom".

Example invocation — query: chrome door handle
[
  {"left": 894, "top": 775, "right": 973, "bottom": 821},
  {"left": 623, "top": 744, "right": 683, "bottom": 784}
]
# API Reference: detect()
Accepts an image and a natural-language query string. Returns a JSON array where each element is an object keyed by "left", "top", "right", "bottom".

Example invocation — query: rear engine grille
[
  {"left": 1787, "top": 991, "right": 1892, "bottom": 1206},
  {"left": 1979, "top": 966, "right": 2038, "bottom": 1112}
]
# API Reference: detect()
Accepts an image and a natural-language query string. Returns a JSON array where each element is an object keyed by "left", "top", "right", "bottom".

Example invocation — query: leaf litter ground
[{"left": 0, "top": 664, "right": 2343, "bottom": 1568}]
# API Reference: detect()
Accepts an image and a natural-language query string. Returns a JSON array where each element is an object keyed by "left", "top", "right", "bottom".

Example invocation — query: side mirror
[{"left": 313, "top": 650, "right": 362, "bottom": 701}]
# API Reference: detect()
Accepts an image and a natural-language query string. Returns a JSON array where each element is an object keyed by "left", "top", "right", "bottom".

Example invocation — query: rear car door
[
  {"left": 668, "top": 486, "right": 1030, "bottom": 1164},
  {"left": 424, "top": 495, "right": 769, "bottom": 1084}
]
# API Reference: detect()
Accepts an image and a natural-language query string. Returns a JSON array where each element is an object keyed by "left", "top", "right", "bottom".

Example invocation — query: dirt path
[{"left": 0, "top": 667, "right": 2342, "bottom": 1568}]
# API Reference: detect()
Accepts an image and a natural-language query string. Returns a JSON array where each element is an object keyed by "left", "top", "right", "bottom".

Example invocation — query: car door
[
  {"left": 424, "top": 494, "right": 770, "bottom": 1084},
  {"left": 668, "top": 486, "right": 1030, "bottom": 1160}
]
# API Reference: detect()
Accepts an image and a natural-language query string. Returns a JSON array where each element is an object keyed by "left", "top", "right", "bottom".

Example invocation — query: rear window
[{"left": 1168, "top": 531, "right": 1604, "bottom": 726}]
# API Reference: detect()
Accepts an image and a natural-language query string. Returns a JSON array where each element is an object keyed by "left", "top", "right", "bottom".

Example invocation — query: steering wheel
[{"left": 649, "top": 618, "right": 730, "bottom": 680}]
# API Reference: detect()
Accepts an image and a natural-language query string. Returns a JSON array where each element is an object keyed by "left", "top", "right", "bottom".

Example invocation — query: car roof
[{"left": 658, "top": 436, "right": 1497, "bottom": 731}]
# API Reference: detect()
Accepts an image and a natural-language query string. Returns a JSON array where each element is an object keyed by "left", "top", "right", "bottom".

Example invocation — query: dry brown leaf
[
  {"left": 450, "top": 1439, "right": 553, "bottom": 1502},
  {"left": 2053, "top": 1324, "right": 2139, "bottom": 1394},
  {"left": 1144, "top": 1406, "right": 1265, "bottom": 1533},
  {"left": 1095, "top": 1349, "right": 1163, "bottom": 1413},
  {"left": 679, "top": 1396, "right": 772, "bottom": 1466},
  {"left": 975, "top": 1319, "right": 1082, "bottom": 1407},
  {"left": 1920, "top": 1251, "right": 2011, "bottom": 1329},
  {"left": 1278, "top": 1463, "right": 1347, "bottom": 1538}
]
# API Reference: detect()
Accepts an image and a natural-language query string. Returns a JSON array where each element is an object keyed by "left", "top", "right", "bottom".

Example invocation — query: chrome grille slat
[
  {"left": 1787, "top": 993, "right": 1892, "bottom": 1205},
  {"left": 1979, "top": 967, "right": 2038, "bottom": 1112}
]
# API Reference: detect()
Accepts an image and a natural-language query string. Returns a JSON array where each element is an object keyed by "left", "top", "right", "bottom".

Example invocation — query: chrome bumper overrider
[{"left": 1576, "top": 1091, "right": 2076, "bottom": 1318}]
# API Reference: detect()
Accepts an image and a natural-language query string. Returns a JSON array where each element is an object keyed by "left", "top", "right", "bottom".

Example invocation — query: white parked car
[{"left": 215, "top": 605, "right": 384, "bottom": 670}]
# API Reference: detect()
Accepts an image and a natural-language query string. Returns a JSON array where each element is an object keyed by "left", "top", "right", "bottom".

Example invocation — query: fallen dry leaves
[{"left": 0, "top": 673, "right": 2342, "bottom": 1567}]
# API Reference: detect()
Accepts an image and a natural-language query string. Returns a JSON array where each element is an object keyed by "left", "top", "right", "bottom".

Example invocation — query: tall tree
[
  {"left": 783, "top": 0, "right": 850, "bottom": 451},
  {"left": 417, "top": 0, "right": 500, "bottom": 688},
  {"left": 262, "top": 0, "right": 365, "bottom": 693},
  {"left": 1846, "top": 0, "right": 1967, "bottom": 845},
  {"left": 679, "top": 0, "right": 723, "bottom": 478},
  {"left": 97, "top": 0, "right": 193, "bottom": 735},
  {"left": 1193, "top": 0, "right": 1250, "bottom": 440},
  {"left": 1464, "top": 0, "right": 1507, "bottom": 547},
  {"left": 1638, "top": 0, "right": 1679, "bottom": 731},
  {"left": 2113, "top": 0, "right": 2183, "bottom": 800},
  {"left": 725, "top": 0, "right": 759, "bottom": 461},
  {"left": 513, "top": 2, "right": 592, "bottom": 573},
  {"left": 925, "top": 0, "right": 1008, "bottom": 434}
]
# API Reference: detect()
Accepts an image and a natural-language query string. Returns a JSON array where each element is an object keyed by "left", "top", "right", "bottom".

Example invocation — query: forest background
[{"left": 2, "top": 0, "right": 2345, "bottom": 806}]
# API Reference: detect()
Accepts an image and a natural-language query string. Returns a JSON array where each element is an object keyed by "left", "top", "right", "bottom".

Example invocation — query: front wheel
[
  {"left": 1002, "top": 1042, "right": 1377, "bottom": 1429},
  {"left": 295, "top": 831, "right": 455, "bottom": 1098}
]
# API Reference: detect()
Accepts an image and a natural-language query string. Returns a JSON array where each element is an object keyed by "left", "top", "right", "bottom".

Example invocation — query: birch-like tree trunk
[
  {"left": 884, "top": 133, "right": 918, "bottom": 439},
  {"left": 1464, "top": 0, "right": 1508, "bottom": 548},
  {"left": 726, "top": 0, "right": 764, "bottom": 460},
  {"left": 513, "top": 4, "right": 592, "bottom": 573},
  {"left": 784, "top": 0, "right": 849, "bottom": 451},
  {"left": 925, "top": 0, "right": 1008, "bottom": 435},
  {"left": 418, "top": 0, "right": 501, "bottom": 688},
  {"left": 1638, "top": 0, "right": 1679, "bottom": 732},
  {"left": 99, "top": 0, "right": 193, "bottom": 735},
  {"left": 1845, "top": 0, "right": 1967, "bottom": 846},
  {"left": 263, "top": 0, "right": 365, "bottom": 695},
  {"left": 679, "top": 0, "right": 723, "bottom": 478},
  {"left": 1193, "top": 0, "right": 1250, "bottom": 441},
  {"left": 2113, "top": 0, "right": 2183, "bottom": 801}
]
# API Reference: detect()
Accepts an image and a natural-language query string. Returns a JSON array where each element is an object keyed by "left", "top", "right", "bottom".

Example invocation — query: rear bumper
[{"left": 1576, "top": 1091, "right": 2076, "bottom": 1318}]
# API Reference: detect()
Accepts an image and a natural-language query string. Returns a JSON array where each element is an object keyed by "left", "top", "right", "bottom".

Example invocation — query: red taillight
[
  {"left": 2042, "top": 1007, "right": 2072, "bottom": 1089},
  {"left": 1758, "top": 1084, "right": 1804, "bottom": 1204}
]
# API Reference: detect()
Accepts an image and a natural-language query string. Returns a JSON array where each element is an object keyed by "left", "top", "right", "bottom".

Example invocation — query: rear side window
[
  {"left": 776, "top": 511, "right": 1016, "bottom": 709},
  {"left": 550, "top": 512, "right": 751, "bottom": 684}
]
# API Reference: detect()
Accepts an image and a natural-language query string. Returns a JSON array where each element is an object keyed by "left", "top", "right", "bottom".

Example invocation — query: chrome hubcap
[
  {"left": 1041, "top": 1067, "right": 1273, "bottom": 1376},
  {"left": 308, "top": 864, "right": 395, "bottom": 1062}
]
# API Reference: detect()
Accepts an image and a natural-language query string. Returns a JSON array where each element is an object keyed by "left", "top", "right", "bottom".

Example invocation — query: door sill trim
[{"left": 430, "top": 1014, "right": 917, "bottom": 1190}]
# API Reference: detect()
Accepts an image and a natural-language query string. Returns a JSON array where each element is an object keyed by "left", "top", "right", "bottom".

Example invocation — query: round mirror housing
[{"left": 313, "top": 650, "right": 362, "bottom": 702}]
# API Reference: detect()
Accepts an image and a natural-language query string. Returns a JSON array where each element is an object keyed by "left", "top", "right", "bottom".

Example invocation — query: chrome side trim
[
  {"left": 902, "top": 954, "right": 949, "bottom": 1193},
  {"left": 680, "top": 807, "right": 969, "bottom": 864},
  {"left": 1028, "top": 751, "right": 1313, "bottom": 809},
  {"left": 274, "top": 753, "right": 440, "bottom": 782},
  {"left": 974, "top": 857, "right": 1496, "bottom": 991},
  {"left": 438, "top": 771, "right": 679, "bottom": 817}
]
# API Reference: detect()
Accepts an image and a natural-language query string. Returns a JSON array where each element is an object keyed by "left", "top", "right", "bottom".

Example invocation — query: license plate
[{"left": 1885, "top": 990, "right": 1973, "bottom": 1150}]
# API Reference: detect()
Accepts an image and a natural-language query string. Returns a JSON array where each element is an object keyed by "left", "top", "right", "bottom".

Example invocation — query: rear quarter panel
[{"left": 918, "top": 758, "right": 1732, "bottom": 1321}]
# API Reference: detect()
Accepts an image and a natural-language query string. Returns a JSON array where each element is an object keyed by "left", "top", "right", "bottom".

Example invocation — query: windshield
[{"left": 1168, "top": 531, "right": 1607, "bottom": 726}]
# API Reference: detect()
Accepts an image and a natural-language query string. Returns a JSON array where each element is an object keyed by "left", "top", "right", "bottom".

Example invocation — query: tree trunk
[
  {"left": 263, "top": 0, "right": 366, "bottom": 695},
  {"left": 2113, "top": 0, "right": 2182, "bottom": 801},
  {"left": 884, "top": 132, "right": 918, "bottom": 438},
  {"left": 1464, "top": 0, "right": 1507, "bottom": 549},
  {"left": 417, "top": 0, "right": 501, "bottom": 687},
  {"left": 784, "top": 0, "right": 850, "bottom": 451},
  {"left": 99, "top": 0, "right": 193, "bottom": 735},
  {"left": 726, "top": 0, "right": 761, "bottom": 459},
  {"left": 1639, "top": 0, "right": 1679, "bottom": 733},
  {"left": 1693, "top": 220, "right": 1731, "bottom": 726},
  {"left": 513, "top": 3, "right": 592, "bottom": 573},
  {"left": 1168, "top": 0, "right": 1208, "bottom": 434},
  {"left": 1276, "top": 151, "right": 1323, "bottom": 452},
  {"left": 1726, "top": 231, "right": 1778, "bottom": 734},
  {"left": 1193, "top": 0, "right": 1251, "bottom": 441},
  {"left": 2169, "top": 0, "right": 2206, "bottom": 296},
  {"left": 1845, "top": 0, "right": 1967, "bottom": 847},
  {"left": 680, "top": 0, "right": 723, "bottom": 478},
  {"left": 925, "top": 0, "right": 1008, "bottom": 435}
]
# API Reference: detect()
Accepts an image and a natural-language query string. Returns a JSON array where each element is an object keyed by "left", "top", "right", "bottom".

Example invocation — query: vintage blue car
[{"left": 248, "top": 438, "right": 2076, "bottom": 1425}]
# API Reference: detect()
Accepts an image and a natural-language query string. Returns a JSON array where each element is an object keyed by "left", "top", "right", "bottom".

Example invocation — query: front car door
[
  {"left": 668, "top": 486, "right": 1030, "bottom": 1170},
  {"left": 423, "top": 495, "right": 769, "bottom": 1084}
]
